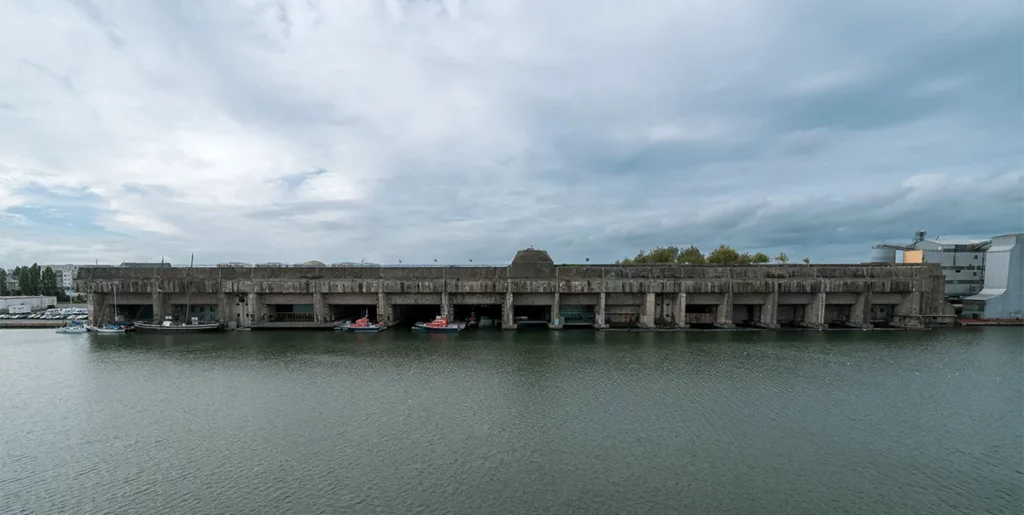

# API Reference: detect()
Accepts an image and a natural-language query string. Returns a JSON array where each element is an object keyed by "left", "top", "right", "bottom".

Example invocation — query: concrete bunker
[
  {"left": 179, "top": 304, "right": 219, "bottom": 322},
  {"left": 511, "top": 292, "right": 553, "bottom": 329},
  {"left": 392, "top": 304, "right": 443, "bottom": 326},
  {"left": 821, "top": 293, "right": 854, "bottom": 327},
  {"left": 449, "top": 293, "right": 505, "bottom": 328},
  {"left": 870, "top": 293, "right": 905, "bottom": 327},
  {"left": 776, "top": 293, "right": 813, "bottom": 328},
  {"left": 324, "top": 294, "right": 377, "bottom": 324},
  {"left": 259, "top": 294, "right": 316, "bottom": 323},
  {"left": 559, "top": 293, "right": 598, "bottom": 328},
  {"left": 452, "top": 304, "right": 502, "bottom": 328},
  {"left": 684, "top": 293, "right": 726, "bottom": 328},
  {"left": 604, "top": 294, "right": 642, "bottom": 328},
  {"left": 109, "top": 292, "right": 156, "bottom": 322},
  {"left": 268, "top": 303, "right": 314, "bottom": 322},
  {"left": 116, "top": 303, "right": 154, "bottom": 322},
  {"left": 331, "top": 305, "right": 377, "bottom": 323},
  {"left": 730, "top": 293, "right": 770, "bottom": 327}
]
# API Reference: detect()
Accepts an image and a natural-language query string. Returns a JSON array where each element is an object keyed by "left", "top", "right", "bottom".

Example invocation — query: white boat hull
[{"left": 87, "top": 325, "right": 126, "bottom": 334}]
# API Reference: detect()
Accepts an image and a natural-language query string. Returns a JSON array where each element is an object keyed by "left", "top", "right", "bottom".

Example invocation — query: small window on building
[
  {"left": 955, "top": 270, "right": 961, "bottom": 273},
  {"left": 200, "top": 306, "right": 205, "bottom": 312}
]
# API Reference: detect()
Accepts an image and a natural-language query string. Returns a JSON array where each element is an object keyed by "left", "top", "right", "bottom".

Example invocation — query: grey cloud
[{"left": 1, "top": 0, "right": 1022, "bottom": 267}]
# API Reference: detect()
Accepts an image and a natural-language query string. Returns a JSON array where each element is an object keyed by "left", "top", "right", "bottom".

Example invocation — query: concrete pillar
[
  {"left": 673, "top": 292, "right": 688, "bottom": 329},
  {"left": 758, "top": 289, "right": 779, "bottom": 329},
  {"left": 245, "top": 292, "right": 262, "bottom": 327},
  {"left": 639, "top": 292, "right": 656, "bottom": 328},
  {"left": 152, "top": 291, "right": 169, "bottom": 322},
  {"left": 893, "top": 291, "right": 922, "bottom": 328},
  {"left": 217, "top": 292, "right": 234, "bottom": 329},
  {"left": 803, "top": 291, "right": 826, "bottom": 330},
  {"left": 715, "top": 291, "right": 735, "bottom": 328},
  {"left": 503, "top": 291, "right": 516, "bottom": 330},
  {"left": 88, "top": 293, "right": 108, "bottom": 326},
  {"left": 313, "top": 292, "right": 327, "bottom": 324},
  {"left": 594, "top": 292, "right": 608, "bottom": 329},
  {"left": 549, "top": 292, "right": 561, "bottom": 329},
  {"left": 377, "top": 292, "right": 391, "bottom": 324},
  {"left": 847, "top": 292, "right": 872, "bottom": 329}
]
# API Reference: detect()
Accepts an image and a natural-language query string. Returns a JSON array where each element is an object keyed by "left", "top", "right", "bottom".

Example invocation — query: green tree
[
  {"left": 678, "top": 245, "right": 705, "bottom": 264},
  {"left": 29, "top": 263, "right": 41, "bottom": 295},
  {"left": 11, "top": 266, "right": 22, "bottom": 294},
  {"left": 14, "top": 264, "right": 45, "bottom": 295},
  {"left": 17, "top": 267, "right": 35, "bottom": 295},
  {"left": 618, "top": 246, "right": 682, "bottom": 264},
  {"left": 41, "top": 267, "right": 61, "bottom": 296},
  {"left": 802, "top": 257, "right": 811, "bottom": 264},
  {"left": 0, "top": 268, "right": 7, "bottom": 296},
  {"left": 618, "top": 246, "right": 792, "bottom": 265},
  {"left": 645, "top": 246, "right": 681, "bottom": 264},
  {"left": 707, "top": 245, "right": 741, "bottom": 264}
]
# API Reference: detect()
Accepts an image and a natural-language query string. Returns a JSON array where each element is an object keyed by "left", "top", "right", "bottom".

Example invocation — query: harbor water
[{"left": 2, "top": 328, "right": 1021, "bottom": 514}]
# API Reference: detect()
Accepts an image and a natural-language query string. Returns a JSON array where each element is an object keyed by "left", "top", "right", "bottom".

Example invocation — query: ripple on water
[{"left": 1, "top": 328, "right": 1021, "bottom": 514}]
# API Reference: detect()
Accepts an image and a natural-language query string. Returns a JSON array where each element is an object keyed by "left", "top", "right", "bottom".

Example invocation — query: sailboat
[
  {"left": 56, "top": 289, "right": 87, "bottom": 334},
  {"left": 88, "top": 283, "right": 129, "bottom": 333},
  {"left": 134, "top": 253, "right": 222, "bottom": 333}
]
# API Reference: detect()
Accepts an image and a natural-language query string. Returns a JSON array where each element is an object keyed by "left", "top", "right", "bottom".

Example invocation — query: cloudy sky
[{"left": 1, "top": 0, "right": 1021, "bottom": 266}]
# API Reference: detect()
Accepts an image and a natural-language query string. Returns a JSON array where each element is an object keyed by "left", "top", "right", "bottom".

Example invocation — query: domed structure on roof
[{"left": 299, "top": 260, "right": 326, "bottom": 267}]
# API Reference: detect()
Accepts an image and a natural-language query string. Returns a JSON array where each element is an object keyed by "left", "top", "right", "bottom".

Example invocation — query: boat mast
[{"left": 184, "top": 253, "right": 193, "bottom": 325}]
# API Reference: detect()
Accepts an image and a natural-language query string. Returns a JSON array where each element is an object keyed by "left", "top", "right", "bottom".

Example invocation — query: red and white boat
[
  {"left": 412, "top": 316, "right": 465, "bottom": 333},
  {"left": 337, "top": 316, "right": 387, "bottom": 333}
]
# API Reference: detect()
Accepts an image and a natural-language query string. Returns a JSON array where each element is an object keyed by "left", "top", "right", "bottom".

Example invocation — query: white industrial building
[
  {"left": 962, "top": 234, "right": 1024, "bottom": 320},
  {"left": 871, "top": 230, "right": 1023, "bottom": 320}
]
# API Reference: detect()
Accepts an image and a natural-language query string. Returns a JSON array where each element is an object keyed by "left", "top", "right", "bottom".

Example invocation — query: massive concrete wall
[{"left": 77, "top": 258, "right": 951, "bottom": 330}]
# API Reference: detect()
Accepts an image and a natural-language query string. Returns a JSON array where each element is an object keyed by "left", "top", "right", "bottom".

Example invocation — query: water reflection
[{"left": 3, "top": 327, "right": 1020, "bottom": 515}]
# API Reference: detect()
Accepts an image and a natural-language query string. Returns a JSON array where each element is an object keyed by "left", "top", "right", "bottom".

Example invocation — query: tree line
[
  {"left": 0, "top": 265, "right": 71, "bottom": 301},
  {"left": 616, "top": 245, "right": 810, "bottom": 265}
]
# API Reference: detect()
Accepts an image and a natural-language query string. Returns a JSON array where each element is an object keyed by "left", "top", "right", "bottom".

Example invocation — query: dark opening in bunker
[
  {"left": 685, "top": 305, "right": 718, "bottom": 328},
  {"left": 170, "top": 304, "right": 219, "bottom": 322},
  {"left": 116, "top": 304, "right": 153, "bottom": 322},
  {"left": 870, "top": 304, "right": 898, "bottom": 327},
  {"left": 452, "top": 305, "right": 502, "bottom": 328},
  {"left": 731, "top": 304, "right": 763, "bottom": 327},
  {"left": 268, "top": 304, "right": 314, "bottom": 322},
  {"left": 603, "top": 305, "right": 639, "bottom": 328},
  {"left": 825, "top": 304, "right": 853, "bottom": 328},
  {"left": 392, "top": 304, "right": 443, "bottom": 327},
  {"left": 512, "top": 305, "right": 550, "bottom": 329},
  {"left": 330, "top": 305, "right": 377, "bottom": 324},
  {"left": 558, "top": 305, "right": 596, "bottom": 327},
  {"left": 776, "top": 305, "right": 806, "bottom": 328}
]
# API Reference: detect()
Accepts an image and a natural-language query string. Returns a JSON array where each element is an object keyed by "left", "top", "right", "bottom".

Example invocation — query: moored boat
[
  {"left": 87, "top": 324, "right": 129, "bottom": 334},
  {"left": 337, "top": 317, "right": 387, "bottom": 333},
  {"left": 412, "top": 316, "right": 465, "bottom": 333},
  {"left": 134, "top": 316, "right": 222, "bottom": 333},
  {"left": 55, "top": 321, "right": 87, "bottom": 334}
]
